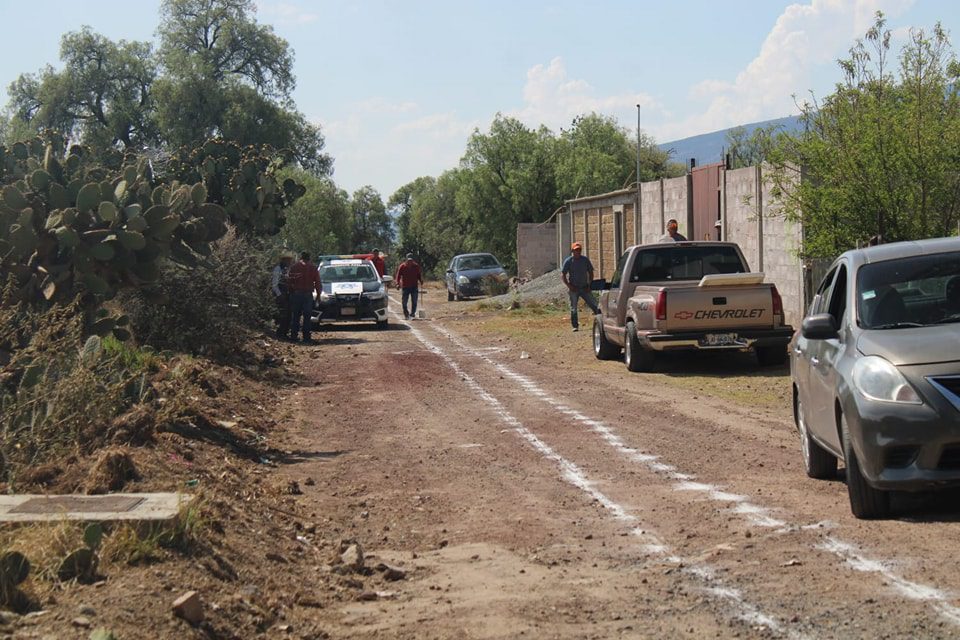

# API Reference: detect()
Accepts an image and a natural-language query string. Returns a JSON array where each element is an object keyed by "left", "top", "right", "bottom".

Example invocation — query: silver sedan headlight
[
  {"left": 852, "top": 356, "right": 922, "bottom": 404},
  {"left": 457, "top": 275, "right": 470, "bottom": 284}
]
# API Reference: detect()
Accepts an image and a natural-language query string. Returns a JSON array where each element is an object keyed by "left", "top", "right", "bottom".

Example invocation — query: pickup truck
[{"left": 592, "top": 242, "right": 793, "bottom": 371}]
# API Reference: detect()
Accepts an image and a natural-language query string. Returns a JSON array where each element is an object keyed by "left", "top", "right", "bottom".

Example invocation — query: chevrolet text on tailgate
[{"left": 592, "top": 242, "right": 794, "bottom": 372}]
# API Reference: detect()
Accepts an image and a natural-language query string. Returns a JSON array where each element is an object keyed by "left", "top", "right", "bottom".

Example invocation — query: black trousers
[{"left": 275, "top": 293, "right": 291, "bottom": 338}]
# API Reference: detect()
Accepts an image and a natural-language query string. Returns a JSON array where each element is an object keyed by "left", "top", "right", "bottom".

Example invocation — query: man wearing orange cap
[{"left": 560, "top": 242, "right": 600, "bottom": 332}]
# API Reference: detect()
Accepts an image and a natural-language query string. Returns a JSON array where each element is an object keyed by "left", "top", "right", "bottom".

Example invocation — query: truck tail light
[
  {"left": 771, "top": 286, "right": 784, "bottom": 317},
  {"left": 655, "top": 289, "right": 667, "bottom": 321}
]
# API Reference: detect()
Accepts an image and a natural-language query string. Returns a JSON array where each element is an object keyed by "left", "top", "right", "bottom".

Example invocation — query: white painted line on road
[
  {"left": 426, "top": 321, "right": 960, "bottom": 628},
  {"left": 432, "top": 323, "right": 783, "bottom": 529},
  {"left": 388, "top": 307, "right": 802, "bottom": 637},
  {"left": 819, "top": 537, "right": 960, "bottom": 625}
]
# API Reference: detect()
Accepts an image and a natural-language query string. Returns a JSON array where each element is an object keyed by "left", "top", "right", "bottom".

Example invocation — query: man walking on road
[
  {"left": 561, "top": 242, "right": 600, "bottom": 332},
  {"left": 395, "top": 253, "right": 423, "bottom": 320},
  {"left": 271, "top": 250, "right": 294, "bottom": 340},
  {"left": 287, "top": 251, "right": 322, "bottom": 343}
]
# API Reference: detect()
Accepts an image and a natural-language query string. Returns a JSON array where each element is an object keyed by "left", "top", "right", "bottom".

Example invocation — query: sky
[{"left": 0, "top": 0, "right": 956, "bottom": 200}]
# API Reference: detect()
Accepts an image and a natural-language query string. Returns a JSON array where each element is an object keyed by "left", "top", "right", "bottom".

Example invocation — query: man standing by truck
[
  {"left": 561, "top": 242, "right": 600, "bottom": 332},
  {"left": 659, "top": 219, "right": 688, "bottom": 242}
]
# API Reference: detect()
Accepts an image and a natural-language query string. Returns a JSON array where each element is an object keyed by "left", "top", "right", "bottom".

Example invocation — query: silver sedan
[{"left": 791, "top": 236, "right": 960, "bottom": 519}]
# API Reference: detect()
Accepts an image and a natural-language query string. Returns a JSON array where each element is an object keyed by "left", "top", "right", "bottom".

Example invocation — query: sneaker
[{"left": 572, "top": 326, "right": 579, "bottom": 332}]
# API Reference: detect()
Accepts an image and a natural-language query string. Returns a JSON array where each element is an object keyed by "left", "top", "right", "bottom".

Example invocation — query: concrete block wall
[
  {"left": 724, "top": 166, "right": 760, "bottom": 271},
  {"left": 759, "top": 168, "right": 804, "bottom": 328},
  {"left": 662, "top": 177, "right": 688, "bottom": 239},
  {"left": 640, "top": 182, "right": 663, "bottom": 245},
  {"left": 516, "top": 223, "right": 558, "bottom": 278}
]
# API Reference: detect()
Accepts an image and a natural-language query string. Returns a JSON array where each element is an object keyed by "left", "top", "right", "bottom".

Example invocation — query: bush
[
  {"left": 480, "top": 274, "right": 510, "bottom": 297},
  {"left": 0, "top": 293, "right": 152, "bottom": 486},
  {"left": 123, "top": 227, "right": 273, "bottom": 358}
]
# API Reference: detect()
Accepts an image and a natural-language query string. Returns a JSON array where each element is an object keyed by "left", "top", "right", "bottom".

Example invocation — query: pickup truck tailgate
[{"left": 661, "top": 275, "right": 775, "bottom": 332}]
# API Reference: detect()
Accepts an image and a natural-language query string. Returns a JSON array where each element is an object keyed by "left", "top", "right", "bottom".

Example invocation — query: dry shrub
[
  {"left": 83, "top": 447, "right": 140, "bottom": 494},
  {"left": 0, "top": 300, "right": 131, "bottom": 486},
  {"left": 122, "top": 227, "right": 273, "bottom": 359}
]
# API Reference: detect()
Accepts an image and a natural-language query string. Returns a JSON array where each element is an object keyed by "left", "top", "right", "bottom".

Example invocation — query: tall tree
[
  {"left": 278, "top": 168, "right": 352, "bottom": 255},
  {"left": 154, "top": 0, "right": 330, "bottom": 173},
  {"left": 7, "top": 28, "right": 156, "bottom": 156},
  {"left": 389, "top": 175, "right": 436, "bottom": 256},
  {"left": 457, "top": 114, "right": 559, "bottom": 270},
  {"left": 554, "top": 112, "right": 681, "bottom": 200},
  {"left": 404, "top": 170, "right": 467, "bottom": 274},
  {"left": 766, "top": 12, "right": 960, "bottom": 258},
  {"left": 350, "top": 186, "right": 393, "bottom": 251},
  {"left": 724, "top": 125, "right": 779, "bottom": 169}
]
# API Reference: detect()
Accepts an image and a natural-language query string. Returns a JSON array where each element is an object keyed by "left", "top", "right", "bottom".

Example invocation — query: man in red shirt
[
  {"left": 394, "top": 253, "right": 423, "bottom": 320},
  {"left": 370, "top": 249, "right": 386, "bottom": 278},
  {"left": 287, "top": 251, "right": 322, "bottom": 342}
]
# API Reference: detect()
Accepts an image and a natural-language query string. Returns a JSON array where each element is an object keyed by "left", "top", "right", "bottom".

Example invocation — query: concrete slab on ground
[{"left": 0, "top": 493, "right": 192, "bottom": 523}]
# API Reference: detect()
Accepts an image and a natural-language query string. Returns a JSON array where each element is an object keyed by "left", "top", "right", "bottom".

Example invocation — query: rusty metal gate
[{"left": 691, "top": 162, "right": 723, "bottom": 241}]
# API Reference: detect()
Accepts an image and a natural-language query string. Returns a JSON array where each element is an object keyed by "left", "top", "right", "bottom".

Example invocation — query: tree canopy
[
  {"left": 5, "top": 0, "right": 330, "bottom": 175},
  {"left": 766, "top": 12, "right": 960, "bottom": 258}
]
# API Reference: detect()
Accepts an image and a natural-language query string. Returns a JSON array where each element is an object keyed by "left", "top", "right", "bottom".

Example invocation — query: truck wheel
[
  {"left": 756, "top": 345, "right": 787, "bottom": 366},
  {"left": 624, "top": 321, "right": 654, "bottom": 372},
  {"left": 795, "top": 392, "right": 837, "bottom": 479},
  {"left": 447, "top": 289, "right": 454, "bottom": 302},
  {"left": 593, "top": 319, "right": 620, "bottom": 360},
  {"left": 841, "top": 413, "right": 890, "bottom": 519}
]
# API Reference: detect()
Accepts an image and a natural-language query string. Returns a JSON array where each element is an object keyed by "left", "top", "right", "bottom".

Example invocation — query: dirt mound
[{"left": 84, "top": 447, "right": 140, "bottom": 494}]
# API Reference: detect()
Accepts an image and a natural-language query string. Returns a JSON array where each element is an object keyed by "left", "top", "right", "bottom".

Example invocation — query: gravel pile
[{"left": 487, "top": 269, "right": 569, "bottom": 307}]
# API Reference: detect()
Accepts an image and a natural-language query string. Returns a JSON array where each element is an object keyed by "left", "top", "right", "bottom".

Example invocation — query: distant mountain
[{"left": 659, "top": 115, "right": 803, "bottom": 167}]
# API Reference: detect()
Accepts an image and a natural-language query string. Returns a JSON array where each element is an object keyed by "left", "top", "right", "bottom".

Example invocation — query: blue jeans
[
  {"left": 289, "top": 291, "right": 314, "bottom": 339},
  {"left": 401, "top": 287, "right": 419, "bottom": 317},
  {"left": 568, "top": 287, "right": 599, "bottom": 328}
]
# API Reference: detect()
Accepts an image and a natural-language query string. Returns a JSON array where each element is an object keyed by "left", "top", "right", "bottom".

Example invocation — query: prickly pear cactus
[
  {"left": 166, "top": 138, "right": 306, "bottom": 236},
  {"left": 0, "top": 133, "right": 229, "bottom": 318}
]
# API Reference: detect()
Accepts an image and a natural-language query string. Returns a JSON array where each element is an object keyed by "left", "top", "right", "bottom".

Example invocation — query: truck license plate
[
  {"left": 700, "top": 333, "right": 739, "bottom": 347},
  {"left": 340, "top": 307, "right": 356, "bottom": 316}
]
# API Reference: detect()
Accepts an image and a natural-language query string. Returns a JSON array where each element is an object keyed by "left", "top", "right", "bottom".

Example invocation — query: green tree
[
  {"left": 7, "top": 28, "right": 157, "bottom": 156},
  {"left": 457, "top": 114, "right": 559, "bottom": 271},
  {"left": 767, "top": 13, "right": 960, "bottom": 258},
  {"left": 154, "top": 0, "right": 330, "bottom": 173},
  {"left": 278, "top": 168, "right": 351, "bottom": 255},
  {"left": 404, "top": 170, "right": 467, "bottom": 274},
  {"left": 554, "top": 113, "right": 680, "bottom": 199},
  {"left": 389, "top": 175, "right": 436, "bottom": 255},
  {"left": 350, "top": 186, "right": 393, "bottom": 251},
  {"left": 724, "top": 125, "right": 779, "bottom": 169}
]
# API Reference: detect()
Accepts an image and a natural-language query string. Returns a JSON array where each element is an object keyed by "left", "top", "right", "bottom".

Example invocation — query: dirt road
[{"left": 277, "top": 292, "right": 960, "bottom": 639}]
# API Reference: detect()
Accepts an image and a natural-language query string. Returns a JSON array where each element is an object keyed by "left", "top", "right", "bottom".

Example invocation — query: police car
[{"left": 311, "top": 259, "right": 392, "bottom": 328}]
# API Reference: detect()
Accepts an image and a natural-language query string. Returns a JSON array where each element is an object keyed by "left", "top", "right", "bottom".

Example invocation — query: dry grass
[{"left": 454, "top": 305, "right": 792, "bottom": 408}]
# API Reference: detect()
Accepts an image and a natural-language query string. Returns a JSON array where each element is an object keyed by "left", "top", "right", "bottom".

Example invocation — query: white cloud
[
  {"left": 509, "top": 57, "right": 663, "bottom": 132},
  {"left": 356, "top": 97, "right": 419, "bottom": 114},
  {"left": 655, "top": 0, "right": 915, "bottom": 141},
  {"left": 256, "top": 2, "right": 319, "bottom": 27},
  {"left": 320, "top": 102, "right": 480, "bottom": 197}
]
